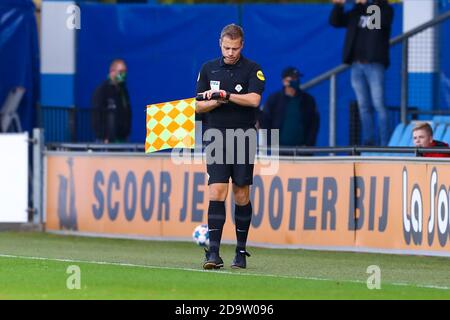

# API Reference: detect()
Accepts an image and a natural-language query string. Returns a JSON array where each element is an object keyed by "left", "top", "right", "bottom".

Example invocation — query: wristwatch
[{"left": 225, "top": 91, "right": 231, "bottom": 101}]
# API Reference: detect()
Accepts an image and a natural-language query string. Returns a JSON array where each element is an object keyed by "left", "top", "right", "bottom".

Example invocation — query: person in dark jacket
[
  {"left": 329, "top": 0, "right": 393, "bottom": 146},
  {"left": 261, "top": 67, "right": 319, "bottom": 148},
  {"left": 91, "top": 59, "right": 132, "bottom": 143},
  {"left": 412, "top": 122, "right": 450, "bottom": 158}
]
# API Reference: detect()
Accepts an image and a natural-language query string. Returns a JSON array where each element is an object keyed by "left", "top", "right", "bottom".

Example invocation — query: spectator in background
[
  {"left": 412, "top": 122, "right": 450, "bottom": 158},
  {"left": 329, "top": 0, "right": 393, "bottom": 146},
  {"left": 261, "top": 67, "right": 319, "bottom": 147},
  {"left": 92, "top": 59, "right": 132, "bottom": 143}
]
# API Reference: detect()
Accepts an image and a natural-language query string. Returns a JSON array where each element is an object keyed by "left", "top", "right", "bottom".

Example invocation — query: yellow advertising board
[
  {"left": 46, "top": 154, "right": 450, "bottom": 256},
  {"left": 354, "top": 163, "right": 450, "bottom": 253}
]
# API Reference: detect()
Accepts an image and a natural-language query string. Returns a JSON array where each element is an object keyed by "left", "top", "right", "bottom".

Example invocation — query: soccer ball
[{"left": 192, "top": 224, "right": 209, "bottom": 247}]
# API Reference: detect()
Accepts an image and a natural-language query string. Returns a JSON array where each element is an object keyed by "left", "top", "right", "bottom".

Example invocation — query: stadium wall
[
  {"left": 0, "top": 134, "right": 29, "bottom": 223},
  {"left": 45, "top": 153, "right": 450, "bottom": 257}
]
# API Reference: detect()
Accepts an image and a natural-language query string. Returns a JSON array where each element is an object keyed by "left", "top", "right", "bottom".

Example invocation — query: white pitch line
[{"left": 0, "top": 254, "right": 448, "bottom": 291}]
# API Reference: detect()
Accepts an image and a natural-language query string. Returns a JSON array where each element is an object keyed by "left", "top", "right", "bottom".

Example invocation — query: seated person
[{"left": 412, "top": 122, "right": 450, "bottom": 157}]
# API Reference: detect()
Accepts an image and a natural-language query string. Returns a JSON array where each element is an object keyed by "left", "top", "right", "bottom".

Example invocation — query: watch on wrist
[{"left": 225, "top": 91, "right": 231, "bottom": 101}]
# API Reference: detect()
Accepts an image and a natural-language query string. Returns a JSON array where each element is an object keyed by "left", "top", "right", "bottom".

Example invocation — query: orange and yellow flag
[{"left": 145, "top": 98, "right": 196, "bottom": 153}]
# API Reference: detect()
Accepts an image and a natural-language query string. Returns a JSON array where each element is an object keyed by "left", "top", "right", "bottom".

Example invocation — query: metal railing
[
  {"left": 301, "top": 9, "right": 450, "bottom": 147},
  {"left": 45, "top": 142, "right": 450, "bottom": 158}
]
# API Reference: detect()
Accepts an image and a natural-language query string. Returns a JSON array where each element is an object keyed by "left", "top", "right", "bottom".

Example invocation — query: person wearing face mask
[
  {"left": 329, "top": 0, "right": 393, "bottom": 146},
  {"left": 91, "top": 59, "right": 132, "bottom": 143},
  {"left": 261, "top": 67, "right": 320, "bottom": 148}
]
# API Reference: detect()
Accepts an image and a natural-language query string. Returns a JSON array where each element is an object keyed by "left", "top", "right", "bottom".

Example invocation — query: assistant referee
[{"left": 195, "top": 24, "right": 265, "bottom": 269}]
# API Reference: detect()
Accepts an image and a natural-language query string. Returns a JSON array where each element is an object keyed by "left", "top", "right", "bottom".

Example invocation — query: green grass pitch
[{"left": 0, "top": 232, "right": 449, "bottom": 299}]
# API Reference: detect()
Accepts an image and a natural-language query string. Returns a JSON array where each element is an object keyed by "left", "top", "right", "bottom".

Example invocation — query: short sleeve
[
  {"left": 247, "top": 63, "right": 265, "bottom": 95},
  {"left": 196, "top": 63, "right": 209, "bottom": 94}
]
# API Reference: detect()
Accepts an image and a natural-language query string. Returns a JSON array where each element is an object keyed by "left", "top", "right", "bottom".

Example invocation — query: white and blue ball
[{"left": 192, "top": 224, "right": 209, "bottom": 247}]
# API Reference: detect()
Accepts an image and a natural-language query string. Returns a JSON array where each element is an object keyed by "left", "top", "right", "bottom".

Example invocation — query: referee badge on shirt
[
  {"left": 257, "top": 70, "right": 265, "bottom": 81},
  {"left": 210, "top": 80, "right": 220, "bottom": 91},
  {"left": 235, "top": 84, "right": 243, "bottom": 92}
]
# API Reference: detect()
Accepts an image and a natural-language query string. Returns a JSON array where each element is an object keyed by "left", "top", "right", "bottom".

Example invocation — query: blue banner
[{"left": 0, "top": 0, "right": 39, "bottom": 133}]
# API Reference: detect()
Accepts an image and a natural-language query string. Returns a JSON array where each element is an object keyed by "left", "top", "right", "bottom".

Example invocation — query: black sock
[
  {"left": 208, "top": 201, "right": 226, "bottom": 253},
  {"left": 235, "top": 201, "right": 252, "bottom": 252}
]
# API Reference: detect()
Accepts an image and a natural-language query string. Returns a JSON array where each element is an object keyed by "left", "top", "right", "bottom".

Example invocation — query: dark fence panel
[{"left": 40, "top": 106, "right": 95, "bottom": 143}]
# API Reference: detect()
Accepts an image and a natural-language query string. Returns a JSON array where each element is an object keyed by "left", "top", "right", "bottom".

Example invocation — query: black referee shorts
[
  {"left": 207, "top": 162, "right": 254, "bottom": 186},
  {"left": 204, "top": 128, "right": 256, "bottom": 186}
]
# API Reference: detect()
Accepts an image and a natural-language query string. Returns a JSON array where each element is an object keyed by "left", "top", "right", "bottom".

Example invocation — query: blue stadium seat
[
  {"left": 398, "top": 122, "right": 415, "bottom": 147},
  {"left": 432, "top": 115, "right": 450, "bottom": 124},
  {"left": 433, "top": 123, "right": 447, "bottom": 141},
  {"left": 361, "top": 123, "right": 405, "bottom": 157},
  {"left": 442, "top": 126, "right": 450, "bottom": 145},
  {"left": 388, "top": 123, "right": 406, "bottom": 146}
]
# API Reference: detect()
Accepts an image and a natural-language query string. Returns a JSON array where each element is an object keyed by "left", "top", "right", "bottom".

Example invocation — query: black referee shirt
[{"left": 196, "top": 55, "right": 265, "bottom": 129}]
